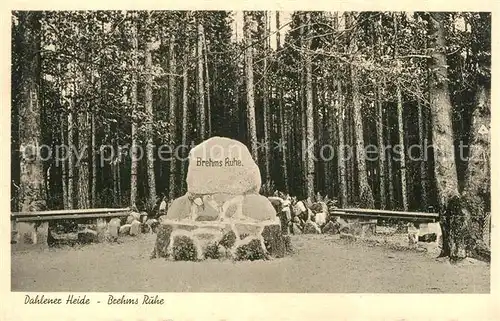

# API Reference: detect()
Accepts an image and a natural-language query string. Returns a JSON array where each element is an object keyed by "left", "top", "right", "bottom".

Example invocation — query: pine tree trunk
[
  {"left": 66, "top": 78, "right": 76, "bottom": 210},
  {"left": 262, "top": 11, "right": 270, "bottom": 184},
  {"left": 376, "top": 87, "right": 386, "bottom": 209},
  {"left": 276, "top": 11, "right": 288, "bottom": 193},
  {"left": 244, "top": 12, "right": 258, "bottom": 161},
  {"left": 180, "top": 47, "right": 189, "bottom": 193},
  {"left": 197, "top": 18, "right": 206, "bottom": 141},
  {"left": 77, "top": 103, "right": 90, "bottom": 209},
  {"left": 346, "top": 12, "right": 374, "bottom": 208},
  {"left": 115, "top": 130, "right": 122, "bottom": 206},
  {"left": 168, "top": 34, "right": 177, "bottom": 200},
  {"left": 130, "top": 13, "right": 138, "bottom": 207},
  {"left": 396, "top": 85, "right": 407, "bottom": 210},
  {"left": 17, "top": 11, "right": 46, "bottom": 212},
  {"left": 145, "top": 15, "right": 157, "bottom": 205},
  {"left": 462, "top": 13, "right": 491, "bottom": 255},
  {"left": 304, "top": 12, "right": 315, "bottom": 199},
  {"left": 60, "top": 112, "right": 68, "bottom": 209},
  {"left": 203, "top": 31, "right": 212, "bottom": 138},
  {"left": 394, "top": 13, "right": 408, "bottom": 211},
  {"left": 385, "top": 105, "right": 394, "bottom": 209},
  {"left": 91, "top": 113, "right": 96, "bottom": 207},
  {"left": 462, "top": 84, "right": 491, "bottom": 252},
  {"left": 337, "top": 81, "right": 347, "bottom": 208},
  {"left": 417, "top": 99, "right": 428, "bottom": 209},
  {"left": 426, "top": 12, "right": 462, "bottom": 259}
]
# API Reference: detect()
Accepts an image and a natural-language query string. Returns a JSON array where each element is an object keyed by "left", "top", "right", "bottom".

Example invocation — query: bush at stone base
[
  {"left": 234, "top": 238, "right": 268, "bottom": 261},
  {"left": 203, "top": 242, "right": 222, "bottom": 260},
  {"left": 172, "top": 235, "right": 198, "bottom": 261},
  {"left": 151, "top": 224, "right": 173, "bottom": 258},
  {"left": 262, "top": 224, "right": 285, "bottom": 258},
  {"left": 219, "top": 230, "right": 237, "bottom": 249}
]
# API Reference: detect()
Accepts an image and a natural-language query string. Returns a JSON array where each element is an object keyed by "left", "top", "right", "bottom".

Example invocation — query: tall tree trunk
[
  {"left": 462, "top": 85, "right": 491, "bottom": 251},
  {"left": 461, "top": 13, "right": 491, "bottom": 255},
  {"left": 17, "top": 11, "right": 46, "bottom": 212},
  {"left": 180, "top": 45, "right": 189, "bottom": 193},
  {"left": 276, "top": 11, "right": 288, "bottom": 192},
  {"left": 67, "top": 78, "right": 75, "bottom": 210},
  {"left": 77, "top": 100, "right": 90, "bottom": 209},
  {"left": 299, "top": 19, "right": 307, "bottom": 197},
  {"left": 243, "top": 12, "right": 258, "bottom": 161},
  {"left": 337, "top": 81, "right": 347, "bottom": 208},
  {"left": 346, "top": 12, "right": 374, "bottom": 208},
  {"left": 262, "top": 11, "right": 270, "bottom": 184},
  {"left": 145, "top": 14, "right": 157, "bottom": 205},
  {"left": 168, "top": 34, "right": 177, "bottom": 200},
  {"left": 60, "top": 109, "right": 68, "bottom": 209},
  {"left": 373, "top": 16, "right": 386, "bottom": 209},
  {"left": 396, "top": 85, "right": 407, "bottom": 210},
  {"left": 197, "top": 18, "right": 206, "bottom": 141},
  {"left": 426, "top": 12, "right": 461, "bottom": 259},
  {"left": 91, "top": 113, "right": 96, "bottom": 207},
  {"left": 417, "top": 99, "right": 428, "bottom": 209},
  {"left": 394, "top": 13, "right": 408, "bottom": 211},
  {"left": 385, "top": 105, "right": 394, "bottom": 209},
  {"left": 203, "top": 31, "right": 212, "bottom": 137},
  {"left": 304, "top": 12, "right": 315, "bottom": 199},
  {"left": 116, "top": 130, "right": 122, "bottom": 206},
  {"left": 130, "top": 13, "right": 138, "bottom": 207},
  {"left": 376, "top": 87, "right": 386, "bottom": 209}
]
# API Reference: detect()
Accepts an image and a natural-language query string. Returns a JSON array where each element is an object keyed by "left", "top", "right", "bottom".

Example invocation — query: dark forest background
[{"left": 11, "top": 11, "right": 491, "bottom": 259}]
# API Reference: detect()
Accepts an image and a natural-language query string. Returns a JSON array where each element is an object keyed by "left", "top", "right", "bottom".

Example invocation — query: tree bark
[
  {"left": 197, "top": 18, "right": 206, "bottom": 141},
  {"left": 337, "top": 81, "right": 347, "bottom": 208},
  {"left": 203, "top": 30, "right": 212, "bottom": 138},
  {"left": 376, "top": 87, "right": 386, "bottom": 209},
  {"left": 276, "top": 11, "right": 288, "bottom": 193},
  {"left": 130, "top": 13, "right": 138, "bottom": 207},
  {"left": 77, "top": 100, "right": 90, "bottom": 209},
  {"left": 346, "top": 12, "right": 374, "bottom": 208},
  {"left": 426, "top": 12, "right": 462, "bottom": 259},
  {"left": 385, "top": 105, "right": 394, "bottom": 209},
  {"left": 17, "top": 11, "right": 46, "bottom": 212},
  {"left": 262, "top": 11, "right": 271, "bottom": 184},
  {"left": 394, "top": 13, "right": 408, "bottom": 211},
  {"left": 180, "top": 45, "right": 189, "bottom": 193},
  {"left": 244, "top": 12, "right": 258, "bottom": 162},
  {"left": 168, "top": 34, "right": 177, "bottom": 200},
  {"left": 417, "top": 99, "right": 428, "bottom": 209},
  {"left": 145, "top": 14, "right": 157, "bottom": 205},
  {"left": 304, "top": 12, "right": 315, "bottom": 199},
  {"left": 461, "top": 13, "right": 491, "bottom": 256}
]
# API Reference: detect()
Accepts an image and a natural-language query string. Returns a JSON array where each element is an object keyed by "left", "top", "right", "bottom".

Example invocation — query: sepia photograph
[{"left": 10, "top": 10, "right": 491, "bottom": 294}]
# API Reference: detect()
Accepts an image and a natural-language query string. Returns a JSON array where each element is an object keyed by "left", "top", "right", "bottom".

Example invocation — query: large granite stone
[
  {"left": 186, "top": 137, "right": 261, "bottom": 195},
  {"left": 242, "top": 194, "right": 277, "bottom": 221}
]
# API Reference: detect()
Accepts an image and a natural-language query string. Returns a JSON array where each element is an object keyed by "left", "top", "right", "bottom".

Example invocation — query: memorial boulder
[{"left": 152, "top": 137, "right": 286, "bottom": 261}]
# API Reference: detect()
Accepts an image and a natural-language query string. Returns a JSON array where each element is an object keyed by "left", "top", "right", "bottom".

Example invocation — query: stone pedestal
[
  {"left": 152, "top": 218, "right": 284, "bottom": 261},
  {"left": 152, "top": 137, "right": 288, "bottom": 261}
]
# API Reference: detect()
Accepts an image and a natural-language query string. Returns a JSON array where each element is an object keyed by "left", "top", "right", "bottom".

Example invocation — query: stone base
[{"left": 151, "top": 218, "right": 286, "bottom": 261}]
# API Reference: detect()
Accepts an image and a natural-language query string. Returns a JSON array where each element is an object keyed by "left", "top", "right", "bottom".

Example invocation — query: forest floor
[{"left": 11, "top": 232, "right": 489, "bottom": 293}]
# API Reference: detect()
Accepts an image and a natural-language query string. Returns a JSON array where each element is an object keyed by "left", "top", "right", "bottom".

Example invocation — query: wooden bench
[
  {"left": 11, "top": 208, "right": 131, "bottom": 246},
  {"left": 330, "top": 208, "right": 439, "bottom": 223}
]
